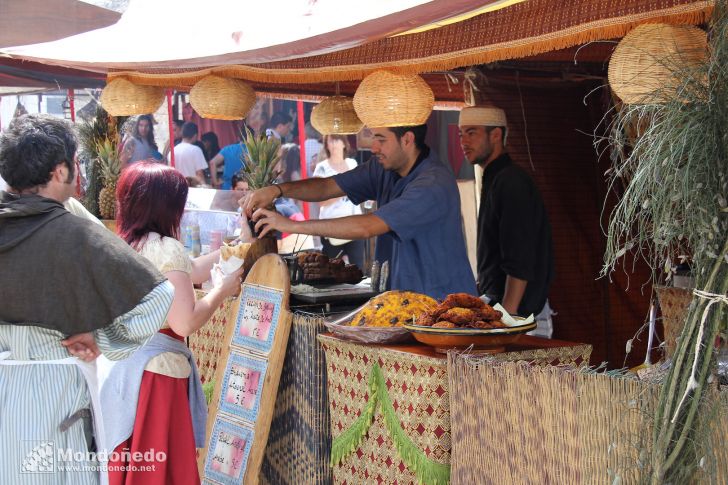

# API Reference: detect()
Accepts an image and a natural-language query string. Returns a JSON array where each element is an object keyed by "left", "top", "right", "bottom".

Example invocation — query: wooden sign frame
[{"left": 199, "top": 253, "right": 292, "bottom": 484}]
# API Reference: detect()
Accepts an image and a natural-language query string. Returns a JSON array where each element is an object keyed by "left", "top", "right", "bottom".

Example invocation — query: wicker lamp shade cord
[
  {"left": 608, "top": 23, "right": 707, "bottom": 105},
  {"left": 353, "top": 71, "right": 434, "bottom": 127},
  {"left": 189, "top": 75, "right": 256, "bottom": 120},
  {"left": 311, "top": 95, "right": 363, "bottom": 134},
  {"left": 100, "top": 78, "right": 165, "bottom": 116}
]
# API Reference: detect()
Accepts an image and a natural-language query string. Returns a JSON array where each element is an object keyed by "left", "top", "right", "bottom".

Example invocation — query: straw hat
[
  {"left": 189, "top": 75, "right": 256, "bottom": 120},
  {"left": 458, "top": 105, "right": 507, "bottom": 127},
  {"left": 608, "top": 23, "right": 707, "bottom": 105},
  {"left": 353, "top": 71, "right": 434, "bottom": 127},
  {"left": 100, "top": 78, "right": 165, "bottom": 116},
  {"left": 311, "top": 96, "right": 363, "bottom": 135}
]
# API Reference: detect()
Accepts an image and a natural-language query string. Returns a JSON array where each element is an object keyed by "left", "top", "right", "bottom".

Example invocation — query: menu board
[{"left": 200, "top": 255, "right": 292, "bottom": 485}]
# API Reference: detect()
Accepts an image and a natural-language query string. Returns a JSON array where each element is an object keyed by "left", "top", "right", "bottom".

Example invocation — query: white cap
[{"left": 458, "top": 106, "right": 507, "bottom": 127}]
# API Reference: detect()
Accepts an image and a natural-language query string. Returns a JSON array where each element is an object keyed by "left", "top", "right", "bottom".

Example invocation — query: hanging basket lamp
[
  {"left": 189, "top": 75, "right": 256, "bottom": 120},
  {"left": 608, "top": 23, "right": 707, "bottom": 105},
  {"left": 100, "top": 78, "right": 165, "bottom": 116},
  {"left": 353, "top": 71, "right": 434, "bottom": 127},
  {"left": 311, "top": 95, "right": 363, "bottom": 135}
]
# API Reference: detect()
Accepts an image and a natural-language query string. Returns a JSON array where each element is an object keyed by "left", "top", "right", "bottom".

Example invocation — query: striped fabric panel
[
  {"left": 96, "top": 280, "right": 174, "bottom": 361},
  {"left": 0, "top": 280, "right": 174, "bottom": 484}
]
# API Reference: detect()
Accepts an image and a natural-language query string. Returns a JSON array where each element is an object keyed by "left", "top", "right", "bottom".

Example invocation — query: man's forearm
[
  {"left": 289, "top": 214, "right": 388, "bottom": 240},
  {"left": 279, "top": 177, "right": 343, "bottom": 202},
  {"left": 502, "top": 275, "right": 528, "bottom": 315}
]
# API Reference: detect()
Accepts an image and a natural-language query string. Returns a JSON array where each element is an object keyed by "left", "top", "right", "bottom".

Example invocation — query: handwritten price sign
[
  {"left": 205, "top": 420, "right": 253, "bottom": 485},
  {"left": 233, "top": 285, "right": 283, "bottom": 353},
  {"left": 238, "top": 298, "right": 274, "bottom": 341},
  {"left": 224, "top": 364, "right": 261, "bottom": 410},
  {"left": 219, "top": 352, "right": 268, "bottom": 421}
]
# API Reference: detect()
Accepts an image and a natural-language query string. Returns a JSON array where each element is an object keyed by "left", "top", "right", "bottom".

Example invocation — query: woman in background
[
  {"left": 200, "top": 132, "right": 221, "bottom": 162},
  {"left": 104, "top": 162, "right": 243, "bottom": 485},
  {"left": 312, "top": 134, "right": 365, "bottom": 269},
  {"left": 121, "top": 114, "right": 160, "bottom": 166}
]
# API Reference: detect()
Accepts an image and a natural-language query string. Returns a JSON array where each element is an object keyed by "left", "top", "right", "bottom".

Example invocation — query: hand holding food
[{"left": 220, "top": 241, "right": 251, "bottom": 261}]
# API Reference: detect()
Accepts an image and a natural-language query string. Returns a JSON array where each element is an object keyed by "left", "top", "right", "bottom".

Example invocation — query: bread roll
[{"left": 220, "top": 242, "right": 251, "bottom": 261}]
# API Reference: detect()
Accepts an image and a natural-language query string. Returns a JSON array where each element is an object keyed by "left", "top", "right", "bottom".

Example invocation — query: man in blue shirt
[
  {"left": 240, "top": 123, "right": 476, "bottom": 300},
  {"left": 210, "top": 141, "right": 248, "bottom": 189}
]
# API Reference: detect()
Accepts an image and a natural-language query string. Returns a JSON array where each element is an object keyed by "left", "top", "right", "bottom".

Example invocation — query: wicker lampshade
[
  {"left": 100, "top": 78, "right": 165, "bottom": 116},
  {"left": 608, "top": 23, "right": 707, "bottom": 105},
  {"left": 353, "top": 71, "right": 434, "bottom": 127},
  {"left": 101, "top": 78, "right": 164, "bottom": 116},
  {"left": 189, "top": 75, "right": 256, "bottom": 120},
  {"left": 310, "top": 96, "right": 363, "bottom": 134}
]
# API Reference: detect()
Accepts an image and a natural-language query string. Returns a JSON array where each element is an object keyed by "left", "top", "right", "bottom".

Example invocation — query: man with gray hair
[
  {"left": 459, "top": 105, "right": 554, "bottom": 336},
  {"left": 0, "top": 114, "right": 174, "bottom": 484}
]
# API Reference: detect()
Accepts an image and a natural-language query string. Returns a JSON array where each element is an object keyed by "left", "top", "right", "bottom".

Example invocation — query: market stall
[{"left": 4, "top": 1, "right": 725, "bottom": 483}]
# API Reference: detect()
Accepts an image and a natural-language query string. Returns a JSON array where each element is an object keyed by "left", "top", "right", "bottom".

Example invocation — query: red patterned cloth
[{"left": 108, "top": 371, "right": 199, "bottom": 485}]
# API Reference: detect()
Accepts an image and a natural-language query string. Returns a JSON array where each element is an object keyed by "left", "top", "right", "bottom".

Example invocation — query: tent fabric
[
  {"left": 0, "top": 0, "right": 498, "bottom": 70},
  {"left": 105, "top": 0, "right": 710, "bottom": 88},
  {"left": 0, "top": 0, "right": 119, "bottom": 90},
  {"left": 1, "top": 0, "right": 711, "bottom": 92},
  {"left": 0, "top": 58, "right": 106, "bottom": 89},
  {"left": 0, "top": 0, "right": 120, "bottom": 49}
]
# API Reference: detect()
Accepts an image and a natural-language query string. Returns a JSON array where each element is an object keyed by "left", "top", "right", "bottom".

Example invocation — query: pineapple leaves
[{"left": 240, "top": 126, "right": 282, "bottom": 191}]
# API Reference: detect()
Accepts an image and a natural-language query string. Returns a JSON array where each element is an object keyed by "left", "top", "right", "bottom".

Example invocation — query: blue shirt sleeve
[
  {"left": 374, "top": 172, "right": 449, "bottom": 242},
  {"left": 220, "top": 144, "right": 239, "bottom": 163},
  {"left": 333, "top": 159, "right": 379, "bottom": 205}
]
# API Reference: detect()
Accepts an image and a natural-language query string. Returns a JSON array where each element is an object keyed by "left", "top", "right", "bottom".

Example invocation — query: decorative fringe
[
  {"left": 330, "top": 363, "right": 451, "bottom": 485},
  {"left": 107, "top": 2, "right": 712, "bottom": 89}
]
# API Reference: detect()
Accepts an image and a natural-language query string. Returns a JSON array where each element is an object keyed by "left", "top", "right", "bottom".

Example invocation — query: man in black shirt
[{"left": 458, "top": 106, "right": 554, "bottom": 330}]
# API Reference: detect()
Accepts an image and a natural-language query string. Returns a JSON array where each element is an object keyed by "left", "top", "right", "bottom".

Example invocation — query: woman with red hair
[{"left": 102, "top": 161, "right": 243, "bottom": 485}]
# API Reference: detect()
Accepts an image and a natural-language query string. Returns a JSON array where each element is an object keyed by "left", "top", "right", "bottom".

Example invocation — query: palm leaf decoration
[{"left": 240, "top": 126, "right": 282, "bottom": 191}]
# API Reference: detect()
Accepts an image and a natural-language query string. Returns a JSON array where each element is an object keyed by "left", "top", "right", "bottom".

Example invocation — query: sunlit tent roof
[
  {"left": 0, "top": 0, "right": 712, "bottom": 96},
  {"left": 0, "top": 0, "right": 120, "bottom": 91}
]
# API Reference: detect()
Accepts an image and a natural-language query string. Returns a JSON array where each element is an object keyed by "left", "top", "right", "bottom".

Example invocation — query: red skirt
[{"left": 108, "top": 370, "right": 200, "bottom": 485}]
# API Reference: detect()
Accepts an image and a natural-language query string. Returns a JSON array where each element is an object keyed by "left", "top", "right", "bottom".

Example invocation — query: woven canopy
[
  {"left": 99, "top": 78, "right": 165, "bottom": 116},
  {"left": 0, "top": 0, "right": 712, "bottom": 96},
  {"left": 189, "top": 75, "right": 256, "bottom": 120},
  {"left": 310, "top": 96, "right": 363, "bottom": 135},
  {"left": 608, "top": 23, "right": 707, "bottom": 104}
]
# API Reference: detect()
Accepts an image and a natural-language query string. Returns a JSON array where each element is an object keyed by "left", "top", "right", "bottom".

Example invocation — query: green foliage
[
  {"left": 600, "top": 3, "right": 728, "bottom": 483},
  {"left": 330, "top": 363, "right": 450, "bottom": 485},
  {"left": 202, "top": 380, "right": 215, "bottom": 406},
  {"left": 240, "top": 126, "right": 282, "bottom": 190}
]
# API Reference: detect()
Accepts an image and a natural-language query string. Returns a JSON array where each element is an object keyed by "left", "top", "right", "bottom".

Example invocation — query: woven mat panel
[
  {"left": 655, "top": 286, "right": 694, "bottom": 359},
  {"left": 691, "top": 385, "right": 728, "bottom": 485},
  {"left": 319, "top": 335, "right": 451, "bottom": 484},
  {"left": 261, "top": 313, "right": 332, "bottom": 485},
  {"left": 716, "top": 387, "right": 728, "bottom": 485},
  {"left": 448, "top": 357, "right": 659, "bottom": 484},
  {"left": 488, "top": 344, "right": 593, "bottom": 367},
  {"left": 188, "top": 290, "right": 234, "bottom": 384}
]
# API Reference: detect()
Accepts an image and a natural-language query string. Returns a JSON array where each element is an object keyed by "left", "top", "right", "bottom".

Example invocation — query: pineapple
[
  {"left": 96, "top": 138, "right": 121, "bottom": 219},
  {"left": 240, "top": 126, "right": 282, "bottom": 190},
  {"left": 77, "top": 104, "right": 120, "bottom": 218},
  {"left": 239, "top": 128, "right": 282, "bottom": 263}
]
